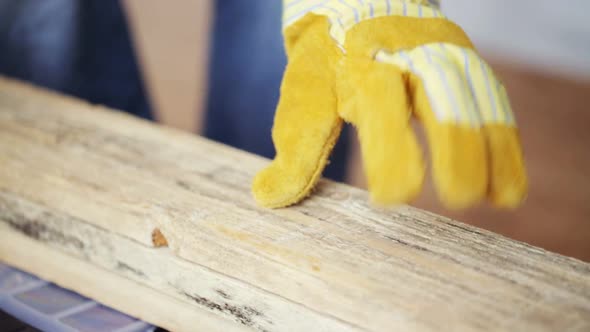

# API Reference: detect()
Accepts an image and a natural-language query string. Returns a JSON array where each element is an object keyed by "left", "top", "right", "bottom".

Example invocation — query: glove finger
[
  {"left": 252, "top": 15, "right": 342, "bottom": 208},
  {"left": 338, "top": 57, "right": 424, "bottom": 205},
  {"left": 450, "top": 46, "right": 528, "bottom": 207},
  {"left": 396, "top": 48, "right": 488, "bottom": 209},
  {"left": 485, "top": 83, "right": 528, "bottom": 208}
]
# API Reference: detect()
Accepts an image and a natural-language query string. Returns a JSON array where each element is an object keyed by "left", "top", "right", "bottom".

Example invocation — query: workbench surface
[{"left": 0, "top": 77, "right": 589, "bottom": 331}]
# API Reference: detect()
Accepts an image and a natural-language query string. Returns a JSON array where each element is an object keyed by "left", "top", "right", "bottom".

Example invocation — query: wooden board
[
  {"left": 1, "top": 76, "right": 589, "bottom": 331},
  {"left": 0, "top": 224, "right": 245, "bottom": 332}
]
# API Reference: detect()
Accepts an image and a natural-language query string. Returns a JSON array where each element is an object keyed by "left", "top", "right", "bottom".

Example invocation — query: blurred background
[{"left": 0, "top": 0, "right": 588, "bottom": 262}]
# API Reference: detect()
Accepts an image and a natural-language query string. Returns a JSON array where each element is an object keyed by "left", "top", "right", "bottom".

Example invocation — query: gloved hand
[{"left": 252, "top": 0, "right": 527, "bottom": 210}]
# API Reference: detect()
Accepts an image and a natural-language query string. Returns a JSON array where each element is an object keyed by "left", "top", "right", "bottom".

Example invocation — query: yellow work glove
[{"left": 253, "top": 0, "right": 527, "bottom": 210}]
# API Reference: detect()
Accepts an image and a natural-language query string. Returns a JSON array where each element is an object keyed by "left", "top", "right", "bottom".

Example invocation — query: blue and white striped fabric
[
  {"left": 376, "top": 44, "right": 515, "bottom": 126},
  {"left": 282, "top": 0, "right": 516, "bottom": 127},
  {"left": 283, "top": 0, "right": 444, "bottom": 46}
]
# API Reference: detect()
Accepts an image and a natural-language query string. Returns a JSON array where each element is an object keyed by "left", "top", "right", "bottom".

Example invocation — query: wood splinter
[{"left": 152, "top": 228, "right": 168, "bottom": 247}]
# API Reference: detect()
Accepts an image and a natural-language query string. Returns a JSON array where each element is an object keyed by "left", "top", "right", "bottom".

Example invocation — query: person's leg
[
  {"left": 69, "top": 1, "right": 153, "bottom": 120},
  {"left": 0, "top": 0, "right": 152, "bottom": 120},
  {"left": 204, "top": 1, "right": 350, "bottom": 181},
  {"left": 0, "top": 0, "right": 80, "bottom": 92}
]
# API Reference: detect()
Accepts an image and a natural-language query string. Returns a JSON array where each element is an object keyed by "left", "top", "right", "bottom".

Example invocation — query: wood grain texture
[
  {"left": 0, "top": 224, "right": 245, "bottom": 332},
  {"left": 1, "top": 77, "right": 589, "bottom": 331}
]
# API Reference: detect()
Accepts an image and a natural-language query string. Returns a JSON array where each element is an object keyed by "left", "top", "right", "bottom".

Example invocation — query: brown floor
[{"left": 347, "top": 62, "right": 590, "bottom": 262}]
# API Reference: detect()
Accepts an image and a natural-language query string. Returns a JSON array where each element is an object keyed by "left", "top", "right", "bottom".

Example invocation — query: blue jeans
[
  {"left": 0, "top": 0, "right": 152, "bottom": 120},
  {"left": 0, "top": 0, "right": 79, "bottom": 93},
  {"left": 0, "top": 0, "right": 350, "bottom": 181}
]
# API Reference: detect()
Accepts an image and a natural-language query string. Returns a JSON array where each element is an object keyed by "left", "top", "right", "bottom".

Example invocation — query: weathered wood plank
[
  {"left": 0, "top": 223, "right": 246, "bottom": 332},
  {"left": 0, "top": 192, "right": 356, "bottom": 331},
  {"left": 1, "top": 76, "right": 589, "bottom": 331}
]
